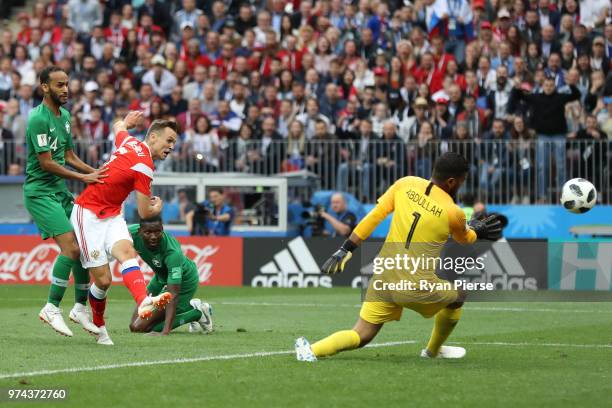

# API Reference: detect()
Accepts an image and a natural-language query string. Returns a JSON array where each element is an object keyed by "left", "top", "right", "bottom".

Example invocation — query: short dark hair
[
  {"left": 208, "top": 187, "right": 223, "bottom": 195},
  {"left": 139, "top": 215, "right": 163, "bottom": 226},
  {"left": 146, "top": 119, "right": 178, "bottom": 139},
  {"left": 39, "top": 66, "right": 65, "bottom": 85},
  {"left": 432, "top": 152, "right": 469, "bottom": 181}
]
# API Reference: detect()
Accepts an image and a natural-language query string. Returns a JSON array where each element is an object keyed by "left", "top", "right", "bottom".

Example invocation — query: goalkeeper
[
  {"left": 295, "top": 152, "right": 502, "bottom": 361},
  {"left": 128, "top": 217, "right": 213, "bottom": 335}
]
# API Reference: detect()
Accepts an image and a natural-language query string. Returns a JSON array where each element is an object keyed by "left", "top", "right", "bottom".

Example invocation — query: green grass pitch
[{"left": 1, "top": 285, "right": 612, "bottom": 407}]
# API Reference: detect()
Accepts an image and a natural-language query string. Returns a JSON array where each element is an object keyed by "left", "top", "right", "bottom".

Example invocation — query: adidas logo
[
  {"left": 462, "top": 239, "right": 538, "bottom": 290},
  {"left": 251, "top": 237, "right": 332, "bottom": 288}
]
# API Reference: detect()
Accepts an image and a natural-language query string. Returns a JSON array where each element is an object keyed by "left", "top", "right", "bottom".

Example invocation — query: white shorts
[{"left": 70, "top": 204, "right": 133, "bottom": 268}]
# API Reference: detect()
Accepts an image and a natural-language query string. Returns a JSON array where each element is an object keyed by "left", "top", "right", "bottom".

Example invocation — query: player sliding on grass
[
  {"left": 295, "top": 152, "right": 502, "bottom": 361},
  {"left": 26, "top": 66, "right": 107, "bottom": 338},
  {"left": 127, "top": 217, "right": 213, "bottom": 335},
  {"left": 70, "top": 112, "right": 178, "bottom": 345}
]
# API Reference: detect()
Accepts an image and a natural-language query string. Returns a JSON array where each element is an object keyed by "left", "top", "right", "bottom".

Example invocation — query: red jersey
[{"left": 76, "top": 131, "right": 154, "bottom": 219}]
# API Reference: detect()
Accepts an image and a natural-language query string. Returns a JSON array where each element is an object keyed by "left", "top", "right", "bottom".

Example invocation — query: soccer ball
[{"left": 560, "top": 178, "right": 597, "bottom": 213}]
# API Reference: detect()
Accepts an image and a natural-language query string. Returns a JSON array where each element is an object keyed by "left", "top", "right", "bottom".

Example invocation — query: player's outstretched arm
[
  {"left": 159, "top": 283, "right": 180, "bottom": 335},
  {"left": 113, "top": 111, "right": 143, "bottom": 135},
  {"left": 136, "top": 191, "right": 163, "bottom": 219},
  {"left": 37, "top": 151, "right": 107, "bottom": 184},
  {"left": 321, "top": 183, "right": 397, "bottom": 275},
  {"left": 65, "top": 149, "right": 96, "bottom": 173}
]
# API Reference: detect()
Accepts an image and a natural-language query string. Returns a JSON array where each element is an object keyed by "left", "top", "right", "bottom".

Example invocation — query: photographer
[
  {"left": 186, "top": 188, "right": 234, "bottom": 236},
  {"left": 318, "top": 193, "right": 357, "bottom": 238}
]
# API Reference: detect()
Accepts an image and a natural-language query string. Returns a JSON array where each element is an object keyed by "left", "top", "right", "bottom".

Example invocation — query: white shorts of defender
[{"left": 70, "top": 204, "right": 133, "bottom": 268}]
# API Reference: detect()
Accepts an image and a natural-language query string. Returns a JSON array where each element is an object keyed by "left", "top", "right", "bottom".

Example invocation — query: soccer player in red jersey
[{"left": 70, "top": 111, "right": 178, "bottom": 345}]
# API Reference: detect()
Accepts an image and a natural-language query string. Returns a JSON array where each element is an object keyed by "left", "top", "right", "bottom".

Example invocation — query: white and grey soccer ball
[{"left": 560, "top": 178, "right": 597, "bottom": 214}]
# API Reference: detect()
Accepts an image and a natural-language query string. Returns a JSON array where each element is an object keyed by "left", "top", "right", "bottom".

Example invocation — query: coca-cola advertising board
[{"left": 0, "top": 236, "right": 243, "bottom": 286}]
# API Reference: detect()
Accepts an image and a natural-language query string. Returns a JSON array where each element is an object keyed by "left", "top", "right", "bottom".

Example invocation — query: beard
[{"left": 48, "top": 90, "right": 66, "bottom": 106}]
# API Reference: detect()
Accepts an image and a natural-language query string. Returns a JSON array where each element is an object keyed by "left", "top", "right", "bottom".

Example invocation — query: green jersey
[
  {"left": 24, "top": 103, "right": 73, "bottom": 197},
  {"left": 128, "top": 224, "right": 199, "bottom": 286}
]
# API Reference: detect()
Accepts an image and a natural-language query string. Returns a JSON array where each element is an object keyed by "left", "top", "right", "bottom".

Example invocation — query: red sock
[
  {"left": 121, "top": 266, "right": 148, "bottom": 306},
  {"left": 88, "top": 293, "right": 106, "bottom": 327}
]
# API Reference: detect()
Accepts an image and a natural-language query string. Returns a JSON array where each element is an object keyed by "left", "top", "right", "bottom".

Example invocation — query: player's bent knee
[{"left": 91, "top": 270, "right": 112, "bottom": 290}]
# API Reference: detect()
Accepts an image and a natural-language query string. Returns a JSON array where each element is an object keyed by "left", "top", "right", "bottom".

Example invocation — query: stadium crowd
[{"left": 0, "top": 0, "right": 611, "bottom": 203}]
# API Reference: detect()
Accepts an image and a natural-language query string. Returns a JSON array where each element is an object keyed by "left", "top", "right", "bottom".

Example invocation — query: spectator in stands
[
  {"left": 508, "top": 116, "right": 535, "bottom": 204},
  {"left": 432, "top": 97, "right": 453, "bottom": 140},
  {"left": 568, "top": 114, "right": 606, "bottom": 186},
  {"left": 184, "top": 115, "right": 219, "bottom": 172},
  {"left": 0, "top": 104, "right": 15, "bottom": 174},
  {"left": 67, "top": 0, "right": 102, "bottom": 38},
  {"left": 296, "top": 97, "right": 331, "bottom": 139},
  {"left": 512, "top": 75, "right": 581, "bottom": 200},
  {"left": 210, "top": 99, "right": 242, "bottom": 138},
  {"left": 457, "top": 94, "right": 486, "bottom": 139},
  {"left": 336, "top": 118, "right": 375, "bottom": 200},
  {"left": 376, "top": 121, "right": 405, "bottom": 189},
  {"left": 252, "top": 115, "right": 282, "bottom": 174},
  {"left": 306, "top": 119, "right": 336, "bottom": 187},
  {"left": 319, "top": 83, "right": 346, "bottom": 125},
  {"left": 282, "top": 120, "right": 305, "bottom": 172},
  {"left": 486, "top": 65, "right": 514, "bottom": 122},
  {"left": 176, "top": 98, "right": 203, "bottom": 134},
  {"left": 142, "top": 55, "right": 177, "bottom": 98},
  {"left": 2, "top": 98, "right": 26, "bottom": 147},
  {"left": 479, "top": 118, "right": 509, "bottom": 197},
  {"left": 412, "top": 121, "right": 436, "bottom": 180},
  {"left": 371, "top": 102, "right": 391, "bottom": 137},
  {"left": 173, "top": 0, "right": 203, "bottom": 42}
]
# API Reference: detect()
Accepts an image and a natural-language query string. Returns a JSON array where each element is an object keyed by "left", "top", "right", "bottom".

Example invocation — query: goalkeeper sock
[
  {"left": 47, "top": 255, "right": 74, "bottom": 307},
  {"left": 72, "top": 261, "right": 89, "bottom": 305},
  {"left": 150, "top": 308, "right": 202, "bottom": 333},
  {"left": 311, "top": 330, "right": 361, "bottom": 357},
  {"left": 88, "top": 283, "right": 108, "bottom": 327},
  {"left": 426, "top": 307, "right": 463, "bottom": 357},
  {"left": 120, "top": 259, "right": 147, "bottom": 306}
]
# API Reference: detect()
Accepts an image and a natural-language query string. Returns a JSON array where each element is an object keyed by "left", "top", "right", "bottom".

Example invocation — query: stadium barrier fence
[{"left": 1, "top": 139, "right": 609, "bottom": 204}]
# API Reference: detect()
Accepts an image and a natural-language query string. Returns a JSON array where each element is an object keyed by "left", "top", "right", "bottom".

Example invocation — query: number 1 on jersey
[{"left": 405, "top": 211, "right": 421, "bottom": 249}]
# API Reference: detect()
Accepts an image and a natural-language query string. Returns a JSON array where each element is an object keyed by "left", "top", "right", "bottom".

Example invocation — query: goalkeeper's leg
[
  {"left": 311, "top": 318, "right": 383, "bottom": 357},
  {"left": 296, "top": 318, "right": 382, "bottom": 361},
  {"left": 423, "top": 301, "right": 464, "bottom": 358}
]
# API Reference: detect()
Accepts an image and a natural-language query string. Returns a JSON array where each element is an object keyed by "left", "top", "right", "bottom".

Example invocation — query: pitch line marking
[
  {"left": 5, "top": 299, "right": 612, "bottom": 314},
  {"left": 2, "top": 340, "right": 612, "bottom": 380},
  {"left": 0, "top": 340, "right": 416, "bottom": 380}
]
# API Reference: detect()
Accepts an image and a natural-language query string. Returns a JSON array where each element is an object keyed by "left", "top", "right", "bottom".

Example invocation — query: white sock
[{"left": 89, "top": 283, "right": 108, "bottom": 300}]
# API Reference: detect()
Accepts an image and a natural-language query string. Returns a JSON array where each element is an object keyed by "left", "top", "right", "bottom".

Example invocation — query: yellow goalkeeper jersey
[{"left": 354, "top": 176, "right": 477, "bottom": 277}]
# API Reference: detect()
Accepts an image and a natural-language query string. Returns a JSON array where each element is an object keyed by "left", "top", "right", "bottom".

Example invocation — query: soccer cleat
[
  {"left": 69, "top": 303, "right": 101, "bottom": 336},
  {"left": 190, "top": 298, "right": 214, "bottom": 333},
  {"left": 138, "top": 292, "right": 173, "bottom": 319},
  {"left": 420, "top": 345, "right": 466, "bottom": 359},
  {"left": 295, "top": 337, "right": 317, "bottom": 362},
  {"left": 188, "top": 322, "right": 201, "bottom": 333},
  {"left": 39, "top": 303, "right": 73, "bottom": 337},
  {"left": 96, "top": 326, "right": 114, "bottom": 346}
]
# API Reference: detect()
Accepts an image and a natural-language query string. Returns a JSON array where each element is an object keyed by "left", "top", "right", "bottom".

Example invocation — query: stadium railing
[{"left": 1, "top": 139, "right": 609, "bottom": 205}]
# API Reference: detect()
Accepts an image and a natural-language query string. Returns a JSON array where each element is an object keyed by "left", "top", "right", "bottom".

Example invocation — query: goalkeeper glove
[
  {"left": 469, "top": 214, "right": 503, "bottom": 241},
  {"left": 321, "top": 239, "right": 357, "bottom": 275}
]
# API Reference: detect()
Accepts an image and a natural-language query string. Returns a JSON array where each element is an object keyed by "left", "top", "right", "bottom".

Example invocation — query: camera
[
  {"left": 300, "top": 203, "right": 326, "bottom": 237},
  {"left": 191, "top": 202, "right": 215, "bottom": 236}
]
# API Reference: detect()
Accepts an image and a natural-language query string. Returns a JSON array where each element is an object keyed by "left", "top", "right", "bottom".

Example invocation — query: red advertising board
[{"left": 0, "top": 236, "right": 243, "bottom": 286}]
